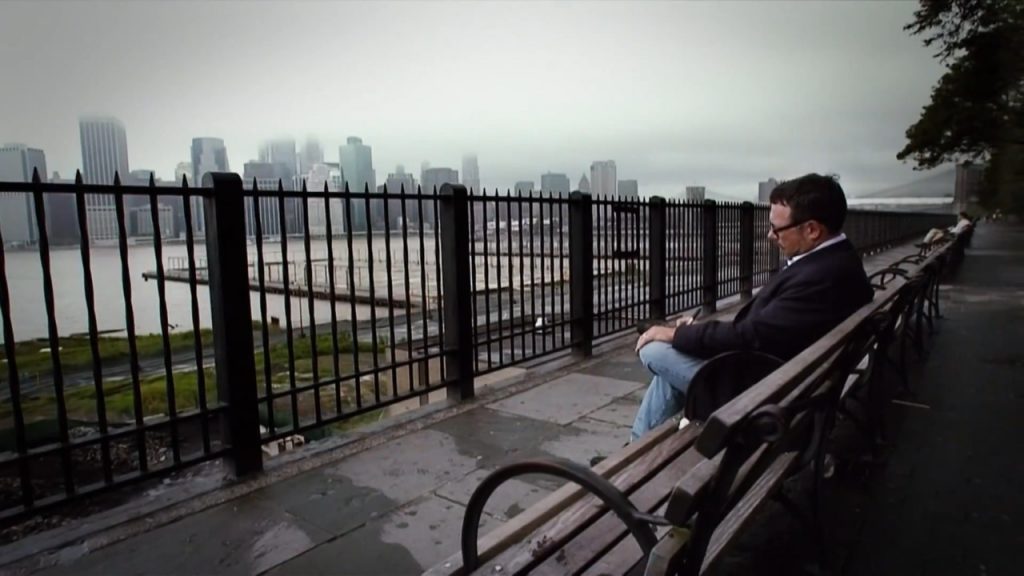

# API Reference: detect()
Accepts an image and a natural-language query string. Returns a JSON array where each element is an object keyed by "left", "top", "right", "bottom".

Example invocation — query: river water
[{"left": 0, "top": 236, "right": 434, "bottom": 344}]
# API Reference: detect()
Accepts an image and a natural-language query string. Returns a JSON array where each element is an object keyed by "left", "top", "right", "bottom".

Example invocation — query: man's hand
[{"left": 635, "top": 325, "right": 676, "bottom": 353}]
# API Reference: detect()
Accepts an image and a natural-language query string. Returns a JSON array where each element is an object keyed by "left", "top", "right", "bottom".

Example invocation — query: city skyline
[{"left": 2, "top": 1, "right": 948, "bottom": 199}]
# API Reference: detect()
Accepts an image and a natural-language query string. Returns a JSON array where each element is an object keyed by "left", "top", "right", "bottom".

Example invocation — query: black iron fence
[{"left": 0, "top": 172, "right": 954, "bottom": 520}]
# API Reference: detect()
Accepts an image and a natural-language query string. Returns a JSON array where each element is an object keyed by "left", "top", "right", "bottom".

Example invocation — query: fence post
[
  {"left": 648, "top": 196, "right": 667, "bottom": 320},
  {"left": 569, "top": 191, "right": 594, "bottom": 357},
  {"left": 701, "top": 199, "right": 718, "bottom": 316},
  {"left": 739, "top": 201, "right": 754, "bottom": 301},
  {"left": 438, "top": 183, "right": 474, "bottom": 401},
  {"left": 203, "top": 172, "right": 262, "bottom": 476}
]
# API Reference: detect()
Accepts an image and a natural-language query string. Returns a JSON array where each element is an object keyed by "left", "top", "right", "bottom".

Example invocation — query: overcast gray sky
[{"left": 0, "top": 0, "right": 946, "bottom": 199}]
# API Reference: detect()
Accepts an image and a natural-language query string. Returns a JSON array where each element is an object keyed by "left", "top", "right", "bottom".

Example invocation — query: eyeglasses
[{"left": 768, "top": 219, "right": 808, "bottom": 236}]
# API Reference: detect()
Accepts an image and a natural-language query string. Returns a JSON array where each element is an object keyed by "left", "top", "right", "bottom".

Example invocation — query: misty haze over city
[{"left": 2, "top": 1, "right": 947, "bottom": 199}]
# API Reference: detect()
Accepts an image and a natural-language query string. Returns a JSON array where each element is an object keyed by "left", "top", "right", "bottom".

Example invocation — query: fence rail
[{"left": 0, "top": 171, "right": 954, "bottom": 520}]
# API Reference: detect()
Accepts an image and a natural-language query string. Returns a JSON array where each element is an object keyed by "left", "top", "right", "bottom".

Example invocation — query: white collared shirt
[{"left": 786, "top": 233, "right": 848, "bottom": 267}]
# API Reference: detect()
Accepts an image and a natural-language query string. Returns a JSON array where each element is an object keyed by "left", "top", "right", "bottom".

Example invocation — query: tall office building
[
  {"left": 339, "top": 137, "right": 377, "bottom": 230},
  {"left": 420, "top": 167, "right": 459, "bottom": 227},
  {"left": 514, "top": 181, "right": 535, "bottom": 193},
  {"left": 80, "top": 117, "right": 129, "bottom": 185},
  {"left": 303, "top": 163, "right": 337, "bottom": 236},
  {"left": 590, "top": 160, "right": 617, "bottom": 197},
  {"left": 618, "top": 179, "right": 639, "bottom": 197},
  {"left": 190, "top": 137, "right": 230, "bottom": 236},
  {"left": 259, "top": 138, "right": 298, "bottom": 179},
  {"left": 45, "top": 172, "right": 80, "bottom": 246},
  {"left": 242, "top": 161, "right": 289, "bottom": 238},
  {"left": 578, "top": 174, "right": 591, "bottom": 194},
  {"left": 191, "top": 138, "right": 229, "bottom": 185},
  {"left": 385, "top": 165, "right": 418, "bottom": 227},
  {"left": 175, "top": 161, "right": 192, "bottom": 184},
  {"left": 685, "top": 186, "right": 706, "bottom": 202},
  {"left": 512, "top": 181, "right": 535, "bottom": 222},
  {"left": 758, "top": 178, "right": 779, "bottom": 204},
  {"left": 80, "top": 117, "right": 130, "bottom": 242},
  {"left": 299, "top": 138, "right": 324, "bottom": 174},
  {"left": 0, "top": 143, "right": 47, "bottom": 245},
  {"left": 462, "top": 154, "right": 481, "bottom": 193},
  {"left": 541, "top": 172, "right": 570, "bottom": 197}
]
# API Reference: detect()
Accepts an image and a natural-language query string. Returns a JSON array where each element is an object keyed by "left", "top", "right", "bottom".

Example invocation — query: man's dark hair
[{"left": 769, "top": 173, "right": 847, "bottom": 233}]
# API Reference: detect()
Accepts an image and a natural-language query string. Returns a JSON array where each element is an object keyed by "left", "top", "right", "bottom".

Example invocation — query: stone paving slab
[
  {"left": 586, "top": 398, "right": 644, "bottom": 428},
  {"left": 433, "top": 468, "right": 551, "bottom": 522},
  {"left": 429, "top": 407, "right": 570, "bottom": 471},
  {"left": 248, "top": 468, "right": 399, "bottom": 539},
  {"left": 40, "top": 497, "right": 331, "bottom": 576},
  {"left": 540, "top": 417, "right": 630, "bottom": 465},
  {"left": 319, "top": 429, "right": 479, "bottom": 506},
  {"left": 575, "top": 351, "right": 652, "bottom": 384},
  {"left": 264, "top": 495, "right": 500, "bottom": 576},
  {"left": 488, "top": 372, "right": 644, "bottom": 425}
]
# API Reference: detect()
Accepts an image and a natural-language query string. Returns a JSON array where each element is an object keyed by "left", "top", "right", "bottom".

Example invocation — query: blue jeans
[{"left": 631, "top": 342, "right": 705, "bottom": 441}]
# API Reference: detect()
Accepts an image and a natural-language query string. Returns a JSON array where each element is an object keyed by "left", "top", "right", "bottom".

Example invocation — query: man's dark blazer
[{"left": 672, "top": 238, "right": 874, "bottom": 361}]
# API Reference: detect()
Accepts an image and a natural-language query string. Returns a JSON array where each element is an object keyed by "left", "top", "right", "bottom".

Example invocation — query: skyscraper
[
  {"left": 590, "top": 160, "right": 617, "bottom": 197},
  {"left": 44, "top": 172, "right": 80, "bottom": 246},
  {"left": 462, "top": 154, "right": 481, "bottom": 193},
  {"left": 420, "top": 167, "right": 459, "bottom": 227},
  {"left": 190, "top": 137, "right": 230, "bottom": 236},
  {"left": 80, "top": 116, "right": 129, "bottom": 185},
  {"left": 685, "top": 186, "right": 706, "bottom": 202},
  {"left": 578, "top": 174, "right": 591, "bottom": 194},
  {"left": 80, "top": 117, "right": 130, "bottom": 241},
  {"left": 242, "top": 161, "right": 287, "bottom": 238},
  {"left": 758, "top": 178, "right": 779, "bottom": 204},
  {"left": 191, "top": 138, "right": 230, "bottom": 185},
  {"left": 385, "top": 165, "right": 417, "bottom": 227},
  {"left": 175, "top": 161, "right": 192, "bottom": 184},
  {"left": 0, "top": 143, "right": 46, "bottom": 245},
  {"left": 339, "top": 136, "right": 377, "bottom": 231},
  {"left": 618, "top": 179, "right": 639, "bottom": 197},
  {"left": 299, "top": 138, "right": 324, "bottom": 175},
  {"left": 259, "top": 138, "right": 298, "bottom": 180},
  {"left": 540, "top": 172, "right": 570, "bottom": 197}
]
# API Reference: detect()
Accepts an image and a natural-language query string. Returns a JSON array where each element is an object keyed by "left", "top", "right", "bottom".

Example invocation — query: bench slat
[
  {"left": 701, "top": 451, "right": 800, "bottom": 574},
  {"left": 425, "top": 418, "right": 686, "bottom": 576},
  {"left": 529, "top": 445, "right": 705, "bottom": 575},
  {"left": 471, "top": 425, "right": 702, "bottom": 576}
]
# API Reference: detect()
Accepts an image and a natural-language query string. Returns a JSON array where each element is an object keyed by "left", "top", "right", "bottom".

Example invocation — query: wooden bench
[{"left": 427, "top": 240, "right": 958, "bottom": 576}]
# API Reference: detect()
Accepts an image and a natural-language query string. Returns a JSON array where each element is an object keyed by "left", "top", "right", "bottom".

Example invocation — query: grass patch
[
  {"left": 0, "top": 330, "right": 214, "bottom": 376},
  {"left": 0, "top": 328, "right": 399, "bottom": 445}
]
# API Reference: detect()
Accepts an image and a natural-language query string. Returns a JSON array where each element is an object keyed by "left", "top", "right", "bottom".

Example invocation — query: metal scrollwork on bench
[{"left": 460, "top": 458, "right": 672, "bottom": 571}]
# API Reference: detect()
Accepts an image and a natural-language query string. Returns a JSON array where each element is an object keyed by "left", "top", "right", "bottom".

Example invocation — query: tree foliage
[{"left": 899, "top": 0, "right": 1023, "bottom": 210}]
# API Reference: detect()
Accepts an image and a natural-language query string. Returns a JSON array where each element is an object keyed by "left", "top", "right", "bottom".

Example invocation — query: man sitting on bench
[{"left": 631, "top": 173, "right": 874, "bottom": 440}]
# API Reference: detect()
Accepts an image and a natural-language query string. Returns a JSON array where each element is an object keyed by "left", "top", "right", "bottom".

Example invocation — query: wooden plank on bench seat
[
  {"left": 701, "top": 451, "right": 800, "bottom": 574},
  {"left": 426, "top": 419, "right": 692, "bottom": 576},
  {"left": 527, "top": 443, "right": 707, "bottom": 575},
  {"left": 470, "top": 425, "right": 703, "bottom": 576}
]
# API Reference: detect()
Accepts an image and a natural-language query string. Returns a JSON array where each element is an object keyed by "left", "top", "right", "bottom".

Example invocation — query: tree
[{"left": 898, "top": 0, "right": 1024, "bottom": 211}]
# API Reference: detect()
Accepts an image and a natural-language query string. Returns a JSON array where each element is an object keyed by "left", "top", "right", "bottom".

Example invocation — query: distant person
[
  {"left": 631, "top": 173, "right": 874, "bottom": 439},
  {"left": 923, "top": 211, "right": 973, "bottom": 244},
  {"left": 952, "top": 211, "right": 973, "bottom": 234}
]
